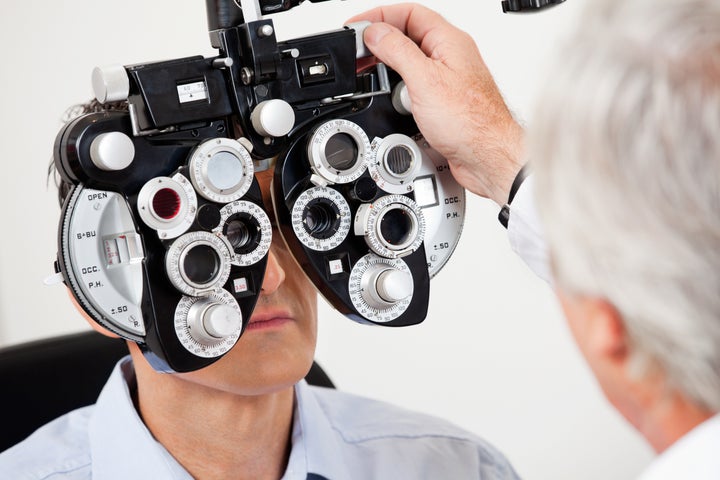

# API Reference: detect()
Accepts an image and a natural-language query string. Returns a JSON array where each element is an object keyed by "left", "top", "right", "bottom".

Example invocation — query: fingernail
[{"left": 365, "top": 23, "right": 392, "bottom": 46}]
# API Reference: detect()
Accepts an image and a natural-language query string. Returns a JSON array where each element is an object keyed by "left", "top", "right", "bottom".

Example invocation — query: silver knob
[
  {"left": 250, "top": 99, "right": 295, "bottom": 138},
  {"left": 391, "top": 81, "right": 413, "bottom": 116},
  {"left": 361, "top": 264, "right": 414, "bottom": 309},
  {"left": 187, "top": 298, "right": 242, "bottom": 346}
]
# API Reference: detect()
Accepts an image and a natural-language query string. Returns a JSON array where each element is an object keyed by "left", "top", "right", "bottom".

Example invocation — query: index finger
[{"left": 347, "top": 3, "right": 455, "bottom": 56}]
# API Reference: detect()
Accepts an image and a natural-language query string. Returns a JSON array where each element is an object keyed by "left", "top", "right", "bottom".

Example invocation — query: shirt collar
[
  {"left": 638, "top": 413, "right": 720, "bottom": 480},
  {"left": 282, "top": 380, "right": 349, "bottom": 480},
  {"left": 88, "top": 356, "right": 192, "bottom": 480}
]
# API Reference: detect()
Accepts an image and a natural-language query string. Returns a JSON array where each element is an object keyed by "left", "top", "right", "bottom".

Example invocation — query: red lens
[{"left": 152, "top": 188, "right": 181, "bottom": 220}]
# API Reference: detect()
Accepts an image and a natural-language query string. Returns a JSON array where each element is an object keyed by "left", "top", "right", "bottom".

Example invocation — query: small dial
[
  {"left": 165, "top": 231, "right": 233, "bottom": 296},
  {"left": 213, "top": 200, "right": 272, "bottom": 266},
  {"left": 307, "top": 119, "right": 370, "bottom": 184},
  {"left": 354, "top": 194, "right": 426, "bottom": 259},
  {"left": 368, "top": 133, "right": 422, "bottom": 194},
  {"left": 189, "top": 138, "right": 254, "bottom": 203},
  {"left": 348, "top": 253, "right": 414, "bottom": 323},
  {"left": 291, "top": 186, "right": 351, "bottom": 251},
  {"left": 136, "top": 174, "right": 197, "bottom": 240}
]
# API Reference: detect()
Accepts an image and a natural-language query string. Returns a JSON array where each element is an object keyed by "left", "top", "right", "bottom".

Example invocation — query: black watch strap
[{"left": 498, "top": 166, "right": 529, "bottom": 228}]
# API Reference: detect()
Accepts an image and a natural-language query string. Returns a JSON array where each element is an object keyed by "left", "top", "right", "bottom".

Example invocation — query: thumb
[{"left": 363, "top": 23, "right": 430, "bottom": 81}]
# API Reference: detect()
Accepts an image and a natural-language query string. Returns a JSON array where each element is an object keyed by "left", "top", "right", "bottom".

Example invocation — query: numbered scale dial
[
  {"left": 174, "top": 289, "right": 243, "bottom": 358},
  {"left": 60, "top": 186, "right": 146, "bottom": 339},
  {"left": 348, "top": 254, "right": 414, "bottom": 323}
]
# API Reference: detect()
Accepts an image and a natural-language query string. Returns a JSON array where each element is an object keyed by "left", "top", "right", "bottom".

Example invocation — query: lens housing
[
  {"left": 165, "top": 231, "right": 233, "bottom": 296},
  {"left": 368, "top": 134, "right": 422, "bottom": 194},
  {"left": 307, "top": 119, "right": 370, "bottom": 184},
  {"left": 354, "top": 194, "right": 426, "bottom": 259},
  {"left": 213, "top": 200, "right": 272, "bottom": 266},
  {"left": 137, "top": 175, "right": 197, "bottom": 239},
  {"left": 188, "top": 138, "right": 254, "bottom": 203},
  {"left": 291, "top": 186, "right": 352, "bottom": 251}
]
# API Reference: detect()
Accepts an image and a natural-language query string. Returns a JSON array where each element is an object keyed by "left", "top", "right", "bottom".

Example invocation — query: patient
[{"left": 0, "top": 100, "right": 519, "bottom": 480}]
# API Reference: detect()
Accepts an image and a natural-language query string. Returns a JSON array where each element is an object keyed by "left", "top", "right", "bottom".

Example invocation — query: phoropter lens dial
[
  {"left": 354, "top": 194, "right": 426, "bottom": 258},
  {"left": 174, "top": 289, "right": 243, "bottom": 358},
  {"left": 188, "top": 138, "right": 254, "bottom": 203},
  {"left": 165, "top": 231, "right": 233, "bottom": 296},
  {"left": 307, "top": 119, "right": 370, "bottom": 185},
  {"left": 348, "top": 253, "right": 414, "bottom": 323},
  {"left": 136, "top": 174, "right": 197, "bottom": 239},
  {"left": 213, "top": 200, "right": 272, "bottom": 266},
  {"left": 368, "top": 134, "right": 422, "bottom": 194},
  {"left": 291, "top": 186, "right": 351, "bottom": 251}
]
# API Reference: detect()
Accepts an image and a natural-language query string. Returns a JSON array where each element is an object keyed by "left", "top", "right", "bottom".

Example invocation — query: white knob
[
  {"left": 250, "top": 99, "right": 295, "bottom": 137},
  {"left": 92, "top": 65, "right": 130, "bottom": 104},
  {"left": 376, "top": 269, "right": 414, "bottom": 303},
  {"left": 361, "top": 265, "right": 414, "bottom": 309},
  {"left": 391, "top": 81, "right": 413, "bottom": 116},
  {"left": 90, "top": 132, "right": 135, "bottom": 171},
  {"left": 188, "top": 300, "right": 242, "bottom": 345},
  {"left": 203, "top": 304, "right": 242, "bottom": 338},
  {"left": 346, "top": 21, "right": 372, "bottom": 58}
]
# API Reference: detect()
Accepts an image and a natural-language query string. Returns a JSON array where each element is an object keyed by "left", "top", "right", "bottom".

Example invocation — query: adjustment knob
[
  {"left": 90, "top": 132, "right": 135, "bottom": 171},
  {"left": 250, "top": 99, "right": 295, "bottom": 138},
  {"left": 376, "top": 269, "right": 414, "bottom": 303},
  {"left": 187, "top": 298, "right": 242, "bottom": 346},
  {"left": 92, "top": 65, "right": 130, "bottom": 104},
  {"left": 346, "top": 21, "right": 372, "bottom": 58},
  {"left": 361, "top": 264, "right": 414, "bottom": 309},
  {"left": 391, "top": 81, "right": 413, "bottom": 115}
]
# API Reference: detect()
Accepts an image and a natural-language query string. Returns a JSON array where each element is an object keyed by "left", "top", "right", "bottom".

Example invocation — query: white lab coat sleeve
[{"left": 505, "top": 175, "right": 552, "bottom": 283}]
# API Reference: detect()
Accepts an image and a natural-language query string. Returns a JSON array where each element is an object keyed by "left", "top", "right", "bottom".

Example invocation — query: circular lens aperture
[
  {"left": 307, "top": 119, "right": 370, "bottom": 184},
  {"left": 385, "top": 145, "right": 414, "bottom": 176},
  {"left": 324, "top": 133, "right": 358, "bottom": 171},
  {"left": 152, "top": 188, "right": 181, "bottom": 220},
  {"left": 207, "top": 151, "right": 245, "bottom": 190},
  {"left": 303, "top": 199, "right": 341, "bottom": 240},
  {"left": 292, "top": 186, "right": 352, "bottom": 251},
  {"left": 213, "top": 200, "right": 272, "bottom": 267},
  {"left": 166, "top": 231, "right": 233, "bottom": 296},
  {"left": 379, "top": 207, "right": 415, "bottom": 248},
  {"left": 355, "top": 194, "right": 426, "bottom": 258},
  {"left": 182, "top": 244, "right": 220, "bottom": 286},
  {"left": 224, "top": 213, "right": 261, "bottom": 255}
]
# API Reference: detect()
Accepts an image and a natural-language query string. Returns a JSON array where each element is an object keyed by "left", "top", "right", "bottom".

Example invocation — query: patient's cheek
[{"left": 66, "top": 288, "right": 121, "bottom": 339}]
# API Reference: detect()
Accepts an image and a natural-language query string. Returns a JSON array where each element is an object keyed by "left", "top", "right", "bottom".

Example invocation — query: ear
[
  {"left": 556, "top": 289, "right": 628, "bottom": 366},
  {"left": 65, "top": 288, "right": 121, "bottom": 339}
]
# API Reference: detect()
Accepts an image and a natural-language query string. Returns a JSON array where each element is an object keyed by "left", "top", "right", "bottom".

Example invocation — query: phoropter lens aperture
[
  {"left": 182, "top": 244, "right": 221, "bottom": 286},
  {"left": 224, "top": 213, "right": 261, "bottom": 255},
  {"left": 166, "top": 231, "right": 233, "bottom": 296},
  {"left": 303, "top": 199, "right": 341, "bottom": 240},
  {"left": 378, "top": 207, "right": 414, "bottom": 248},
  {"left": 324, "top": 133, "right": 358, "bottom": 171},
  {"left": 152, "top": 188, "right": 182, "bottom": 220},
  {"left": 385, "top": 145, "right": 414, "bottom": 176},
  {"left": 307, "top": 119, "right": 370, "bottom": 184}
]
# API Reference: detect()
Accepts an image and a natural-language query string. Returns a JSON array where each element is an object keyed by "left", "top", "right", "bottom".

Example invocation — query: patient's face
[{"left": 177, "top": 168, "right": 319, "bottom": 394}]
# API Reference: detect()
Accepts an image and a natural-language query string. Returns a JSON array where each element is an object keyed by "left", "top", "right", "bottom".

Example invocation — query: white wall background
[{"left": 0, "top": 0, "right": 654, "bottom": 478}]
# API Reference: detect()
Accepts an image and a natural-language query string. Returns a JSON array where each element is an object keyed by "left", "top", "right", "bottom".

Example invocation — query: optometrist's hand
[{"left": 349, "top": 3, "right": 525, "bottom": 205}]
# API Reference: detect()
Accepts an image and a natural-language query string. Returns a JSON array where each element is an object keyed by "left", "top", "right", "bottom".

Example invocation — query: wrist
[{"left": 489, "top": 122, "right": 526, "bottom": 206}]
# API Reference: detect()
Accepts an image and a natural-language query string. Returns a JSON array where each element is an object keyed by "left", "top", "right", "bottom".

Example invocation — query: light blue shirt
[{"left": 0, "top": 357, "right": 519, "bottom": 479}]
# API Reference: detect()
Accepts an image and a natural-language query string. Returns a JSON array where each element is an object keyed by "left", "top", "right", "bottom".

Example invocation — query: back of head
[{"left": 529, "top": 0, "right": 720, "bottom": 411}]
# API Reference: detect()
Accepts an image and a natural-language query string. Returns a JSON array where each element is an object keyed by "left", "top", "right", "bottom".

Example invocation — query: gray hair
[{"left": 529, "top": 0, "right": 720, "bottom": 411}]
